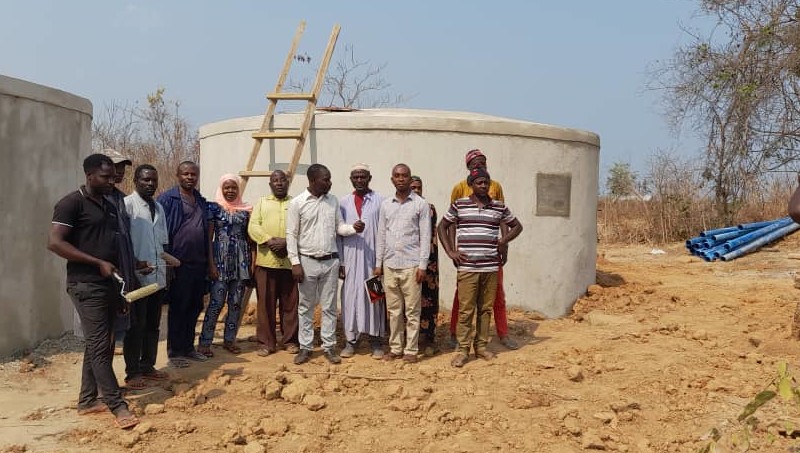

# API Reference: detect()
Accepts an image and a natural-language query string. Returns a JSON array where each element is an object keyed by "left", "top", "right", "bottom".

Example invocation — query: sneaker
[
  {"left": 186, "top": 350, "right": 209, "bottom": 362},
  {"left": 451, "top": 352, "right": 469, "bottom": 368},
  {"left": 323, "top": 349, "right": 342, "bottom": 364},
  {"left": 294, "top": 349, "right": 311, "bottom": 365},
  {"left": 340, "top": 343, "right": 356, "bottom": 358},
  {"left": 500, "top": 336, "right": 520, "bottom": 350},
  {"left": 402, "top": 354, "right": 418, "bottom": 364},
  {"left": 371, "top": 346, "right": 385, "bottom": 360}
]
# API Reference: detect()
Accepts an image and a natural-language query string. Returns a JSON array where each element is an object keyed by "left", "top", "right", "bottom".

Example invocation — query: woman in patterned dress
[
  {"left": 410, "top": 176, "right": 440, "bottom": 356},
  {"left": 198, "top": 174, "right": 254, "bottom": 356}
]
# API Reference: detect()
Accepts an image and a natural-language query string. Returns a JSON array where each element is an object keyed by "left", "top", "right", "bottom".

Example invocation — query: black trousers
[
  {"left": 67, "top": 280, "right": 128, "bottom": 414},
  {"left": 123, "top": 289, "right": 164, "bottom": 380},
  {"left": 167, "top": 264, "right": 207, "bottom": 358}
]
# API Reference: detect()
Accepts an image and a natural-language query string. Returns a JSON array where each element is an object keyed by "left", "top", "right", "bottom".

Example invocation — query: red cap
[{"left": 465, "top": 149, "right": 484, "bottom": 165}]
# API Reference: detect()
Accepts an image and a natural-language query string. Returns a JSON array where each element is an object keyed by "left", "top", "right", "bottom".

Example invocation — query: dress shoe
[
  {"left": 323, "top": 349, "right": 341, "bottom": 364},
  {"left": 294, "top": 349, "right": 311, "bottom": 365}
]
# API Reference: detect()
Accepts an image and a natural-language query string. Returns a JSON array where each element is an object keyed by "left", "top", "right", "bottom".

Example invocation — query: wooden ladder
[{"left": 239, "top": 21, "right": 341, "bottom": 193}]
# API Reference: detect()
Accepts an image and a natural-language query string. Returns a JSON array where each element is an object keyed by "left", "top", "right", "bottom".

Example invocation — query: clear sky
[{"left": 1, "top": 0, "right": 709, "bottom": 183}]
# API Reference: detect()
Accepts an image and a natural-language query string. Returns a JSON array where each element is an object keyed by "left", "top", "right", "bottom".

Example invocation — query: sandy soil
[{"left": 4, "top": 238, "right": 800, "bottom": 453}]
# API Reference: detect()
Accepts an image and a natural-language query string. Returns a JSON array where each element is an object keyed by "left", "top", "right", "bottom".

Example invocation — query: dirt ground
[{"left": 4, "top": 238, "right": 800, "bottom": 453}]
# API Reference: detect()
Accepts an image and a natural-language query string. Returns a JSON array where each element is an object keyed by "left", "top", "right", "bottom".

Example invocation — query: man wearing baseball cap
[
  {"left": 103, "top": 149, "right": 139, "bottom": 355},
  {"left": 448, "top": 149, "right": 519, "bottom": 350}
]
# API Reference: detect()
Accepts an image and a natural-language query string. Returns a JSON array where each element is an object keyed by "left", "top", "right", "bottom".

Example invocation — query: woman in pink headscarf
[{"left": 198, "top": 174, "right": 254, "bottom": 356}]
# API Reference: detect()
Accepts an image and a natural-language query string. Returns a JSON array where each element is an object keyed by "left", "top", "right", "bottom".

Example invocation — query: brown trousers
[
  {"left": 456, "top": 271, "right": 498, "bottom": 355},
  {"left": 254, "top": 266, "right": 299, "bottom": 350}
]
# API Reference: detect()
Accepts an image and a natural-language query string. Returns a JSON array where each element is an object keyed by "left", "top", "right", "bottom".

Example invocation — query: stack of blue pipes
[{"left": 685, "top": 217, "right": 800, "bottom": 262}]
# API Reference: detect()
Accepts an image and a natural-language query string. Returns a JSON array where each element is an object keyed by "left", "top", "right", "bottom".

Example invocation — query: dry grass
[{"left": 599, "top": 178, "right": 795, "bottom": 244}]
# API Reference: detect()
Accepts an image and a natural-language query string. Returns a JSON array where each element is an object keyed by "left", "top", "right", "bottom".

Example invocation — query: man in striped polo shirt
[{"left": 438, "top": 167, "right": 523, "bottom": 368}]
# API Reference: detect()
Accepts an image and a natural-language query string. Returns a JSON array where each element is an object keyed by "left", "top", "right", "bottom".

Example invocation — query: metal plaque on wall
[{"left": 536, "top": 173, "right": 572, "bottom": 217}]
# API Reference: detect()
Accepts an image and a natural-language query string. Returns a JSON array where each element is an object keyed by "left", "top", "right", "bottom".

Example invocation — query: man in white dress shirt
[{"left": 286, "top": 164, "right": 364, "bottom": 365}]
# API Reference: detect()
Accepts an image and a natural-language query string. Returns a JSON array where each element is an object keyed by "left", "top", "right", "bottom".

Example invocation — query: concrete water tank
[
  {"left": 0, "top": 74, "right": 92, "bottom": 355},
  {"left": 199, "top": 109, "right": 599, "bottom": 318}
]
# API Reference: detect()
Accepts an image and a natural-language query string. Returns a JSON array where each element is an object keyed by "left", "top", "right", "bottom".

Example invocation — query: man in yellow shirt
[
  {"left": 247, "top": 170, "right": 299, "bottom": 355},
  {"left": 448, "top": 149, "right": 518, "bottom": 350}
]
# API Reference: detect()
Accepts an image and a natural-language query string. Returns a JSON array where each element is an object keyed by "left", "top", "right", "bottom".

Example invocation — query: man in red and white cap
[{"left": 447, "top": 149, "right": 519, "bottom": 350}]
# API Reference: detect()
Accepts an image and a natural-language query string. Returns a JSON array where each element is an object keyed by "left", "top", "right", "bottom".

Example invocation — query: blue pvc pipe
[
  {"left": 722, "top": 218, "right": 794, "bottom": 251},
  {"left": 710, "top": 225, "right": 774, "bottom": 242},
  {"left": 737, "top": 218, "right": 786, "bottom": 230},
  {"left": 700, "top": 238, "right": 727, "bottom": 249},
  {"left": 709, "top": 230, "right": 749, "bottom": 242},
  {"left": 720, "top": 222, "right": 800, "bottom": 261},
  {"left": 700, "top": 226, "right": 741, "bottom": 237},
  {"left": 686, "top": 237, "right": 706, "bottom": 247},
  {"left": 707, "top": 244, "right": 731, "bottom": 259}
]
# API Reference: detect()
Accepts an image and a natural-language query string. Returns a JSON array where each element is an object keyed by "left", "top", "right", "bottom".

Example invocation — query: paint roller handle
[
  {"left": 97, "top": 260, "right": 117, "bottom": 279},
  {"left": 161, "top": 252, "right": 181, "bottom": 268},
  {"left": 135, "top": 260, "right": 155, "bottom": 275}
]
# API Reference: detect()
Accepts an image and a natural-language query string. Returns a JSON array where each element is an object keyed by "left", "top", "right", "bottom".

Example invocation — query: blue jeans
[{"left": 199, "top": 279, "right": 245, "bottom": 346}]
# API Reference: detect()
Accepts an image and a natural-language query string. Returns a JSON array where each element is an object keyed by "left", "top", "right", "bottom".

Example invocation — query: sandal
[
  {"left": 142, "top": 369, "right": 169, "bottom": 381},
  {"left": 223, "top": 342, "right": 241, "bottom": 354},
  {"left": 114, "top": 409, "right": 140, "bottom": 430},
  {"left": 125, "top": 377, "right": 150, "bottom": 390},
  {"left": 451, "top": 353, "right": 469, "bottom": 368},
  {"left": 197, "top": 346, "right": 214, "bottom": 358},
  {"left": 77, "top": 402, "right": 108, "bottom": 415}
]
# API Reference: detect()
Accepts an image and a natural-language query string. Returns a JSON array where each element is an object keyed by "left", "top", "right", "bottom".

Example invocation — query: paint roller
[
  {"left": 113, "top": 272, "right": 161, "bottom": 304},
  {"left": 111, "top": 252, "right": 179, "bottom": 303}
]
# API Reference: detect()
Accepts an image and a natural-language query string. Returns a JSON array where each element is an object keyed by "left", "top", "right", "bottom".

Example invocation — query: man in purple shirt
[{"left": 158, "top": 161, "right": 209, "bottom": 367}]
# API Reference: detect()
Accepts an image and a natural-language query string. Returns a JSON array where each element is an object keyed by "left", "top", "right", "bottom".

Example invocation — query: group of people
[{"left": 47, "top": 147, "right": 522, "bottom": 430}]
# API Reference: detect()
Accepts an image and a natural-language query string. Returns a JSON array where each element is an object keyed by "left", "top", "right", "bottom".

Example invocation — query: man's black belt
[{"left": 301, "top": 253, "right": 339, "bottom": 261}]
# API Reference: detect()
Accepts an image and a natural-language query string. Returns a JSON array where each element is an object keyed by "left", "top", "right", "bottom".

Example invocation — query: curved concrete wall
[
  {"left": 199, "top": 109, "right": 599, "bottom": 317},
  {"left": 0, "top": 75, "right": 92, "bottom": 356}
]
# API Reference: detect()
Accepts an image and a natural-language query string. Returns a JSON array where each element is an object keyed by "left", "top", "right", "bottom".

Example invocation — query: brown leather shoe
[
  {"left": 382, "top": 352, "right": 402, "bottom": 361},
  {"left": 475, "top": 350, "right": 495, "bottom": 360},
  {"left": 402, "top": 354, "right": 418, "bottom": 364}
]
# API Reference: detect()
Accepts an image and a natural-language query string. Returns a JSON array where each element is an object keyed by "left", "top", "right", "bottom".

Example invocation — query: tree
[
  {"left": 92, "top": 88, "right": 199, "bottom": 192},
  {"left": 288, "top": 43, "right": 412, "bottom": 109},
  {"left": 653, "top": 0, "right": 800, "bottom": 222},
  {"left": 606, "top": 162, "right": 639, "bottom": 199}
]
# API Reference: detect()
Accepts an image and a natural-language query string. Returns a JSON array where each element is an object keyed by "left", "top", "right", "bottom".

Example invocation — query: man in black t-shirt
[{"left": 48, "top": 153, "right": 140, "bottom": 430}]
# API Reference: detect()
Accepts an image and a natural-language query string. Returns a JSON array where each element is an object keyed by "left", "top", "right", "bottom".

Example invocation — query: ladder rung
[
  {"left": 239, "top": 170, "right": 273, "bottom": 177},
  {"left": 267, "top": 92, "right": 316, "bottom": 101},
  {"left": 252, "top": 131, "right": 304, "bottom": 140}
]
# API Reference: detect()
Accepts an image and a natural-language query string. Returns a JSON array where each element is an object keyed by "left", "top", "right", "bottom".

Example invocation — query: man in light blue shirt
[
  {"left": 123, "top": 164, "right": 171, "bottom": 386},
  {"left": 374, "top": 163, "right": 431, "bottom": 363}
]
